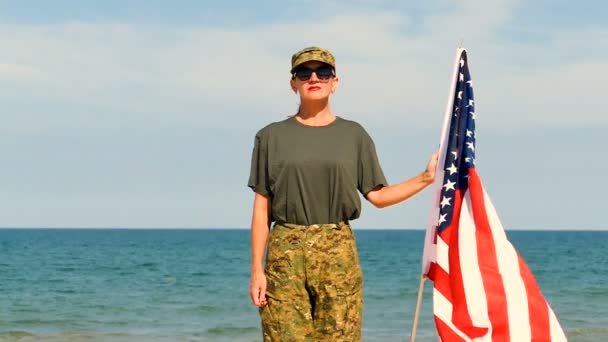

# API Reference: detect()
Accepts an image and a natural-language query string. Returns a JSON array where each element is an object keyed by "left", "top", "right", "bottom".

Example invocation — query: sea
[{"left": 0, "top": 229, "right": 606, "bottom": 342}]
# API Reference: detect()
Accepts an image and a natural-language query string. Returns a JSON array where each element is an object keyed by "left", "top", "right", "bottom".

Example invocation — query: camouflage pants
[{"left": 260, "top": 222, "right": 363, "bottom": 342}]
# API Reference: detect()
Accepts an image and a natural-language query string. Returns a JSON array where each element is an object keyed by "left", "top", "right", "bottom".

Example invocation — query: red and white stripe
[{"left": 425, "top": 169, "right": 567, "bottom": 341}]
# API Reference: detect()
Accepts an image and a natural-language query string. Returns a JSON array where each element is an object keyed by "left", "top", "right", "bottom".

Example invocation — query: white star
[
  {"left": 465, "top": 157, "right": 472, "bottom": 163},
  {"left": 470, "top": 112, "right": 476, "bottom": 120},
  {"left": 438, "top": 213, "right": 447, "bottom": 225},
  {"left": 466, "top": 142, "right": 475, "bottom": 151},
  {"left": 443, "top": 180, "right": 456, "bottom": 191},
  {"left": 451, "top": 151, "right": 458, "bottom": 159},
  {"left": 468, "top": 99, "right": 475, "bottom": 107},
  {"left": 459, "top": 73, "right": 464, "bottom": 82},
  {"left": 458, "top": 91, "right": 463, "bottom": 99},
  {"left": 446, "top": 163, "right": 458, "bottom": 175},
  {"left": 440, "top": 196, "right": 452, "bottom": 208},
  {"left": 466, "top": 130, "right": 473, "bottom": 137},
  {"left": 459, "top": 58, "right": 464, "bottom": 67},
  {"left": 466, "top": 80, "right": 473, "bottom": 87}
]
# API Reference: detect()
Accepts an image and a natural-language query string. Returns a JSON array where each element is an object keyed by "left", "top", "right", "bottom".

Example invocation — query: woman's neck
[{"left": 296, "top": 101, "right": 335, "bottom": 126}]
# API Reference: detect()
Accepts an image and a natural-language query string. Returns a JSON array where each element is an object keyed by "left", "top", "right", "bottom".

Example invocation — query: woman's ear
[
  {"left": 331, "top": 76, "right": 339, "bottom": 94},
  {"left": 290, "top": 79, "right": 297, "bottom": 94}
]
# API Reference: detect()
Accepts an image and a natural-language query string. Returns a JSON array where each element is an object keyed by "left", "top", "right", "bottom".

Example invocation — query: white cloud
[
  {"left": 0, "top": 63, "right": 42, "bottom": 80},
  {"left": 2, "top": 4, "right": 605, "bottom": 134}
]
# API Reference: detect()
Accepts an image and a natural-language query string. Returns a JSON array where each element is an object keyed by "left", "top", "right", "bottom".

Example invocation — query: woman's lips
[{"left": 308, "top": 86, "right": 321, "bottom": 91}]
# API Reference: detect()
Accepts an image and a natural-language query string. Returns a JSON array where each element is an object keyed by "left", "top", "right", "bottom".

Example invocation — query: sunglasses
[{"left": 292, "top": 66, "right": 335, "bottom": 81}]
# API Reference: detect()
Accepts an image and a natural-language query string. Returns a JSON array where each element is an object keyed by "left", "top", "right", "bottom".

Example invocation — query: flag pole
[
  {"left": 410, "top": 274, "right": 427, "bottom": 342},
  {"left": 410, "top": 46, "right": 466, "bottom": 342}
]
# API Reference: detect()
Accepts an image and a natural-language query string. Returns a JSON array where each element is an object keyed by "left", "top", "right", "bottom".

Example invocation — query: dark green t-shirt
[{"left": 248, "top": 116, "right": 388, "bottom": 225}]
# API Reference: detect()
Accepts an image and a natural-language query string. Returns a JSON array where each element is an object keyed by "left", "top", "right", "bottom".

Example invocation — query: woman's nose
[{"left": 308, "top": 72, "right": 320, "bottom": 82}]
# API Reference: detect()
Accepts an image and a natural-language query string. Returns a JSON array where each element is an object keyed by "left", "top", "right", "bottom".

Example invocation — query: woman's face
[{"left": 290, "top": 61, "right": 339, "bottom": 102}]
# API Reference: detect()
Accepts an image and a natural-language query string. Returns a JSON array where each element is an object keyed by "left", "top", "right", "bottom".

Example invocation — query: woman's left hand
[{"left": 423, "top": 151, "right": 439, "bottom": 184}]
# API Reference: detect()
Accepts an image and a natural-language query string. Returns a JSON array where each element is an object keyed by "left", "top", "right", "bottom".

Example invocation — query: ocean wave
[
  {"left": 46, "top": 278, "right": 65, "bottom": 283},
  {"left": 567, "top": 327, "right": 608, "bottom": 337},
  {"left": 187, "top": 304, "right": 218, "bottom": 314},
  {"left": 0, "top": 331, "right": 35, "bottom": 339},
  {"left": 0, "top": 331, "right": 138, "bottom": 342},
  {"left": 582, "top": 286, "right": 608, "bottom": 297},
  {"left": 206, "top": 325, "right": 259, "bottom": 337},
  {"left": 56, "top": 267, "right": 76, "bottom": 272},
  {"left": 162, "top": 277, "right": 177, "bottom": 284},
  {"left": 55, "top": 288, "right": 78, "bottom": 294},
  {"left": 10, "top": 318, "right": 75, "bottom": 326}
]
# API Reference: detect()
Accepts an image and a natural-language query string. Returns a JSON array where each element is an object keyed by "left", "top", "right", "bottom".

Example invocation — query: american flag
[{"left": 421, "top": 49, "right": 567, "bottom": 341}]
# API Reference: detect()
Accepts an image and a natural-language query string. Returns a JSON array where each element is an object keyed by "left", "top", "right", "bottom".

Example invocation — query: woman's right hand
[{"left": 250, "top": 270, "right": 268, "bottom": 307}]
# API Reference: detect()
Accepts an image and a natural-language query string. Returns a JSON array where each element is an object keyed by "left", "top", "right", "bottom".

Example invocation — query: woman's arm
[
  {"left": 249, "top": 192, "right": 271, "bottom": 307},
  {"left": 366, "top": 152, "right": 438, "bottom": 208}
]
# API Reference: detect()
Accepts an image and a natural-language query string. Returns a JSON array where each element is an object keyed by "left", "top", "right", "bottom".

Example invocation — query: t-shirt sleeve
[
  {"left": 358, "top": 129, "right": 388, "bottom": 196},
  {"left": 247, "top": 131, "right": 272, "bottom": 197}
]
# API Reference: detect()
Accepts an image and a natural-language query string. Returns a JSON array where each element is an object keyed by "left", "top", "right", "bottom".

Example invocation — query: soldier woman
[{"left": 248, "top": 46, "right": 437, "bottom": 341}]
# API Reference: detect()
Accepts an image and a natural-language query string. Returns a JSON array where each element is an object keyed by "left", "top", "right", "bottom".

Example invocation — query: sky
[{"left": 1, "top": 0, "right": 607, "bottom": 229}]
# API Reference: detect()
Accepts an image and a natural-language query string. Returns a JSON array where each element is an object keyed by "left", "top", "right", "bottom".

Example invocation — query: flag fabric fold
[{"left": 421, "top": 48, "right": 567, "bottom": 342}]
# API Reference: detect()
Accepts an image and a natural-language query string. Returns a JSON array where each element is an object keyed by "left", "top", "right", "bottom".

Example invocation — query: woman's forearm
[
  {"left": 367, "top": 171, "right": 433, "bottom": 208},
  {"left": 251, "top": 193, "right": 271, "bottom": 273},
  {"left": 251, "top": 223, "right": 269, "bottom": 273}
]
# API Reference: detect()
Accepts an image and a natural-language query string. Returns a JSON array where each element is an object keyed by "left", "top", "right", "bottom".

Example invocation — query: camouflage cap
[{"left": 290, "top": 46, "right": 336, "bottom": 73}]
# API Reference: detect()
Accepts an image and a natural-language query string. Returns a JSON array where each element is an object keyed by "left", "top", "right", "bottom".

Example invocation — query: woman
[{"left": 248, "top": 46, "right": 437, "bottom": 341}]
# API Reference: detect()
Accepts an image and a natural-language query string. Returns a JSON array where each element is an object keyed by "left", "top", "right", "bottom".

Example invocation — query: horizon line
[{"left": 0, "top": 227, "right": 606, "bottom": 232}]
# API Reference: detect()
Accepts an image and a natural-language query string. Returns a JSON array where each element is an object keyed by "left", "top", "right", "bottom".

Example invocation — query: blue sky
[{"left": 1, "top": 0, "right": 607, "bottom": 229}]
